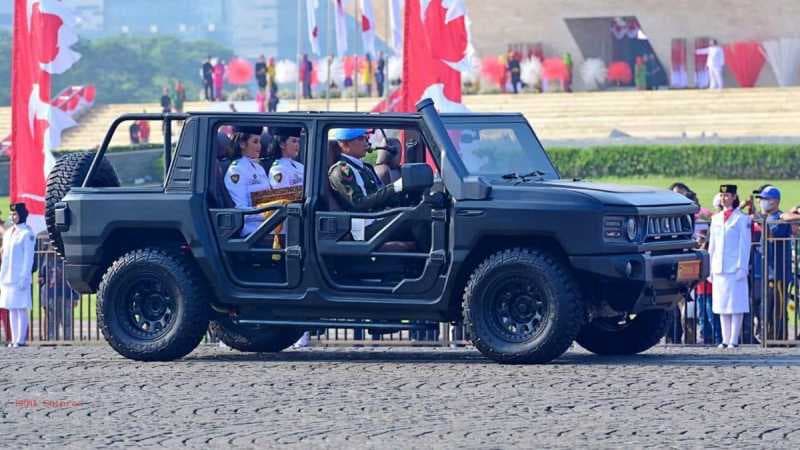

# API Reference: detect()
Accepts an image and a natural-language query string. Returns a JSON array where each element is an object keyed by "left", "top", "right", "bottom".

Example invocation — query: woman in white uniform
[
  {"left": 708, "top": 185, "right": 751, "bottom": 348},
  {"left": 224, "top": 126, "right": 271, "bottom": 237},
  {"left": 268, "top": 127, "right": 304, "bottom": 189},
  {"left": 0, "top": 203, "right": 36, "bottom": 347},
  {"left": 267, "top": 128, "right": 310, "bottom": 348}
]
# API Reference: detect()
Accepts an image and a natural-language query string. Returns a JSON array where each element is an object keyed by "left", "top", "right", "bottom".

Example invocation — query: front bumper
[{"left": 570, "top": 250, "right": 709, "bottom": 312}]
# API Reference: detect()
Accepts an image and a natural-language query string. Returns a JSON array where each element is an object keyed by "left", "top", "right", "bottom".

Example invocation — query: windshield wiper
[{"left": 501, "top": 170, "right": 546, "bottom": 184}]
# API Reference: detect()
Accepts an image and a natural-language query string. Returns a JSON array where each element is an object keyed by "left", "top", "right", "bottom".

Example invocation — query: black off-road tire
[
  {"left": 45, "top": 151, "right": 119, "bottom": 256},
  {"left": 209, "top": 318, "right": 304, "bottom": 353},
  {"left": 576, "top": 309, "right": 670, "bottom": 355},
  {"left": 97, "top": 248, "right": 210, "bottom": 361},
  {"left": 463, "top": 248, "right": 584, "bottom": 364}
]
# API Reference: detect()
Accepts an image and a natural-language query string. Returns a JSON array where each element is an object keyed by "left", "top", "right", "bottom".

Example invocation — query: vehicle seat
[{"left": 325, "top": 141, "right": 415, "bottom": 253}]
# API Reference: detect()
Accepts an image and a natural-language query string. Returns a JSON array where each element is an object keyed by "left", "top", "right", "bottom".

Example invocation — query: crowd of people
[{"left": 668, "top": 182, "right": 799, "bottom": 348}]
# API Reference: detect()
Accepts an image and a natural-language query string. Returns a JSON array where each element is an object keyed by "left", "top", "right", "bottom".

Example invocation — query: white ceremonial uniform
[
  {"left": 697, "top": 45, "right": 725, "bottom": 89},
  {"left": 224, "top": 156, "right": 271, "bottom": 236},
  {"left": 708, "top": 209, "right": 751, "bottom": 314},
  {"left": 269, "top": 157, "right": 304, "bottom": 188},
  {"left": 0, "top": 223, "right": 36, "bottom": 310}
]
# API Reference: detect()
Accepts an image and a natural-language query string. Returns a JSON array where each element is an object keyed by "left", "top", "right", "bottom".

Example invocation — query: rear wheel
[
  {"left": 463, "top": 248, "right": 584, "bottom": 364},
  {"left": 97, "top": 248, "right": 210, "bottom": 361},
  {"left": 209, "top": 318, "right": 303, "bottom": 353},
  {"left": 576, "top": 309, "right": 670, "bottom": 355}
]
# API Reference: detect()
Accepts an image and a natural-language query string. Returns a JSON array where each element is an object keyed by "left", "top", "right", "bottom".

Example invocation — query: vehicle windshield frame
[{"left": 440, "top": 115, "right": 560, "bottom": 182}]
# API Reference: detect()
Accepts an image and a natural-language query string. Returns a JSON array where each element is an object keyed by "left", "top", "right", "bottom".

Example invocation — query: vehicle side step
[{"left": 236, "top": 319, "right": 420, "bottom": 329}]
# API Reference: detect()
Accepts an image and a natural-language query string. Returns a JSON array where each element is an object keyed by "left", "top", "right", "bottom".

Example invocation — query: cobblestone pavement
[{"left": 2, "top": 344, "right": 800, "bottom": 449}]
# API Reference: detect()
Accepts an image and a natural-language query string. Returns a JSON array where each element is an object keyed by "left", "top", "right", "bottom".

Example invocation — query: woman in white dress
[
  {"left": 0, "top": 203, "right": 36, "bottom": 347},
  {"left": 708, "top": 185, "right": 752, "bottom": 348}
]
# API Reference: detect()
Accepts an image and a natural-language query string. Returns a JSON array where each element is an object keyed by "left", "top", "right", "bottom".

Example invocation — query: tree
[{"left": 0, "top": 33, "right": 234, "bottom": 106}]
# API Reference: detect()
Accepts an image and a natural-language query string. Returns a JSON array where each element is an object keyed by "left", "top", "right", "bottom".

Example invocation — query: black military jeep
[{"left": 45, "top": 99, "right": 707, "bottom": 364}]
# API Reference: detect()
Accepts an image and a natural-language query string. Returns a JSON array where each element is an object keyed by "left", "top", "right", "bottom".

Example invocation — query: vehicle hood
[{"left": 492, "top": 179, "right": 694, "bottom": 207}]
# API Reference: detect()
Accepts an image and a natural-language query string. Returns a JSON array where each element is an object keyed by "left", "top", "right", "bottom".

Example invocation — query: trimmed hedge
[{"left": 547, "top": 144, "right": 800, "bottom": 179}]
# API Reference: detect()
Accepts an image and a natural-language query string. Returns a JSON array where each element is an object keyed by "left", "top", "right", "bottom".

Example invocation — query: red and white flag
[
  {"left": 306, "top": 0, "right": 320, "bottom": 55},
  {"left": 388, "top": 0, "right": 403, "bottom": 55},
  {"left": 333, "top": 0, "right": 349, "bottom": 56},
  {"left": 400, "top": 0, "right": 470, "bottom": 113},
  {"left": 360, "top": 0, "right": 376, "bottom": 56},
  {"left": 11, "top": 0, "right": 81, "bottom": 234}
]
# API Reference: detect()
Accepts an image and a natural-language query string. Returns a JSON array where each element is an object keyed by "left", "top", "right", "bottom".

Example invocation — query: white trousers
[
  {"left": 9, "top": 308, "right": 29, "bottom": 345},
  {"left": 708, "top": 66, "right": 724, "bottom": 89},
  {"left": 720, "top": 313, "right": 743, "bottom": 346}
]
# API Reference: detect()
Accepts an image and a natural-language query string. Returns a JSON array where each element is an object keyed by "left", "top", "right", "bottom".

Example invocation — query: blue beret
[{"left": 330, "top": 128, "right": 367, "bottom": 141}]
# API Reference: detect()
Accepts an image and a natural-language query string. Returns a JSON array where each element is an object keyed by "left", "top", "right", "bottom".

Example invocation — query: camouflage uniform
[
  {"left": 328, "top": 154, "right": 398, "bottom": 212},
  {"left": 328, "top": 154, "right": 399, "bottom": 241}
]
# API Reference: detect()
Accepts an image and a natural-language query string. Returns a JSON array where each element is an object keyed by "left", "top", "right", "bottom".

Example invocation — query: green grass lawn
[{"left": 591, "top": 177, "right": 800, "bottom": 211}]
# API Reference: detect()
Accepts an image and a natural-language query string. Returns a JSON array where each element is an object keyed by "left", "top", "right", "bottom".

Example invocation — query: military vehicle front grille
[{"left": 644, "top": 215, "right": 693, "bottom": 242}]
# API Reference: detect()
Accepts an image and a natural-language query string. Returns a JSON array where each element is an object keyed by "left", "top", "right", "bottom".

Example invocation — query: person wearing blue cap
[
  {"left": 755, "top": 185, "right": 792, "bottom": 340},
  {"left": 328, "top": 128, "right": 404, "bottom": 240}
]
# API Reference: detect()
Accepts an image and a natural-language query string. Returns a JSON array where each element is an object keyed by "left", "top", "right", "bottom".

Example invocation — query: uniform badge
[
  {"left": 273, "top": 173, "right": 283, "bottom": 183},
  {"left": 340, "top": 164, "right": 353, "bottom": 180},
  {"left": 230, "top": 174, "right": 240, "bottom": 184}
]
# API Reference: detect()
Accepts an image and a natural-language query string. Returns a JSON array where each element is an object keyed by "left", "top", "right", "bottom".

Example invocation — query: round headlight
[{"left": 625, "top": 217, "right": 638, "bottom": 241}]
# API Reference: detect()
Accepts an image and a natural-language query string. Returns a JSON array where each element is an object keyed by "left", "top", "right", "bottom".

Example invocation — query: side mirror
[{"left": 400, "top": 163, "right": 434, "bottom": 192}]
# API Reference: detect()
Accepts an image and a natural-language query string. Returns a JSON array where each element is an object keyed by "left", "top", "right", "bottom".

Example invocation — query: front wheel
[
  {"left": 462, "top": 248, "right": 584, "bottom": 364},
  {"left": 576, "top": 309, "right": 670, "bottom": 355},
  {"left": 97, "top": 248, "right": 210, "bottom": 361}
]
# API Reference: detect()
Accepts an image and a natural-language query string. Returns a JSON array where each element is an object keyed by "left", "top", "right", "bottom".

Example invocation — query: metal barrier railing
[
  {"left": 4, "top": 225, "right": 797, "bottom": 347},
  {"left": 669, "top": 218, "right": 799, "bottom": 347}
]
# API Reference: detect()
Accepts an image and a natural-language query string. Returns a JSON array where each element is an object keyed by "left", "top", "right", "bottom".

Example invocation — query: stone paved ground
[{"left": 1, "top": 344, "right": 800, "bottom": 449}]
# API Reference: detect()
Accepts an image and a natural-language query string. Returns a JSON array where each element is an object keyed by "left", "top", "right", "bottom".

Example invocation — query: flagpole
[
  {"left": 384, "top": 0, "right": 390, "bottom": 105},
  {"left": 296, "top": 0, "right": 302, "bottom": 110},
  {"left": 354, "top": 0, "right": 360, "bottom": 112},
  {"left": 325, "top": 0, "right": 332, "bottom": 111}
]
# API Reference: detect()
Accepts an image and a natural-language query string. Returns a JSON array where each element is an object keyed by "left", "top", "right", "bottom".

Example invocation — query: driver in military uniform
[{"left": 328, "top": 128, "right": 405, "bottom": 240}]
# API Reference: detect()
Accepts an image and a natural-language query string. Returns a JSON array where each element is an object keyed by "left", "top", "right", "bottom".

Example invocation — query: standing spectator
[
  {"left": 267, "top": 57, "right": 278, "bottom": 96},
  {"left": 301, "top": 54, "right": 313, "bottom": 99},
  {"left": 363, "top": 53, "right": 374, "bottom": 97},
  {"left": 635, "top": 56, "right": 647, "bottom": 90},
  {"left": 696, "top": 39, "right": 725, "bottom": 89},
  {"left": 0, "top": 220, "right": 11, "bottom": 343},
  {"left": 138, "top": 116, "right": 151, "bottom": 144},
  {"left": 755, "top": 186, "right": 793, "bottom": 340},
  {"left": 696, "top": 230, "right": 721, "bottom": 345},
  {"left": 160, "top": 86, "right": 172, "bottom": 113},
  {"left": 256, "top": 89, "right": 266, "bottom": 113},
  {"left": 173, "top": 80, "right": 186, "bottom": 113},
  {"left": 0, "top": 203, "right": 36, "bottom": 347},
  {"left": 268, "top": 89, "right": 280, "bottom": 113},
  {"left": 255, "top": 54, "right": 268, "bottom": 91},
  {"left": 507, "top": 51, "right": 521, "bottom": 94},
  {"left": 562, "top": 52, "right": 573, "bottom": 92},
  {"left": 39, "top": 251, "right": 79, "bottom": 340},
  {"left": 213, "top": 59, "right": 226, "bottom": 101},
  {"left": 375, "top": 51, "right": 386, "bottom": 97},
  {"left": 708, "top": 185, "right": 751, "bottom": 349},
  {"left": 202, "top": 56, "right": 214, "bottom": 101},
  {"left": 780, "top": 204, "right": 800, "bottom": 222},
  {"left": 128, "top": 121, "right": 141, "bottom": 144}
]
